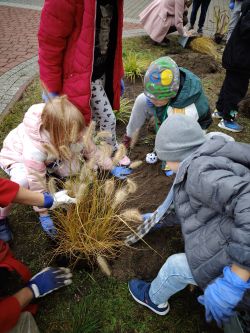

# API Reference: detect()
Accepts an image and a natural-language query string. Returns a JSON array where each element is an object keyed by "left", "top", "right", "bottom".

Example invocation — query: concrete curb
[
  {"left": 0, "top": 56, "right": 38, "bottom": 118},
  {"left": 0, "top": 2, "right": 42, "bottom": 10}
]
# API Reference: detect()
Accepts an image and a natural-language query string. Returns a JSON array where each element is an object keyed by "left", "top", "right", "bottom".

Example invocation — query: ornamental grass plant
[
  {"left": 189, "top": 36, "right": 220, "bottom": 60},
  {"left": 45, "top": 122, "right": 142, "bottom": 273}
]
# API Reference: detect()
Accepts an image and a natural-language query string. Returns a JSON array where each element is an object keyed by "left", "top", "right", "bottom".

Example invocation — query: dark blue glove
[
  {"left": 111, "top": 166, "right": 132, "bottom": 179},
  {"left": 42, "top": 91, "right": 59, "bottom": 102},
  {"left": 146, "top": 97, "right": 154, "bottom": 108},
  {"left": 27, "top": 267, "right": 72, "bottom": 298},
  {"left": 198, "top": 266, "right": 250, "bottom": 327},
  {"left": 39, "top": 215, "right": 57, "bottom": 238},
  {"left": 120, "top": 79, "right": 125, "bottom": 96}
]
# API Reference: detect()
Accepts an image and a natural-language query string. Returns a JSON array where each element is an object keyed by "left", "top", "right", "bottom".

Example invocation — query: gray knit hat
[{"left": 155, "top": 114, "right": 206, "bottom": 162}]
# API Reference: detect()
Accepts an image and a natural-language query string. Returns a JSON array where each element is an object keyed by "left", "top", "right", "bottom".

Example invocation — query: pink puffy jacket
[
  {"left": 139, "top": 0, "right": 187, "bottom": 43},
  {"left": 0, "top": 104, "right": 113, "bottom": 193},
  {"left": 38, "top": 0, "right": 124, "bottom": 124}
]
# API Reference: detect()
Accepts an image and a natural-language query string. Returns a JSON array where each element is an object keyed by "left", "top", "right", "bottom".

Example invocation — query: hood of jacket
[
  {"left": 22, "top": 103, "right": 50, "bottom": 145},
  {"left": 170, "top": 68, "right": 202, "bottom": 108}
]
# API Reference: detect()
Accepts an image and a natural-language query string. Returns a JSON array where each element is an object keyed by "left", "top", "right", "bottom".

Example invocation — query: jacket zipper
[{"left": 89, "top": 1, "right": 97, "bottom": 114}]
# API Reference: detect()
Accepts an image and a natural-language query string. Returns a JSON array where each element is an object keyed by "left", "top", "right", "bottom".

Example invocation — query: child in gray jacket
[{"left": 128, "top": 114, "right": 250, "bottom": 328}]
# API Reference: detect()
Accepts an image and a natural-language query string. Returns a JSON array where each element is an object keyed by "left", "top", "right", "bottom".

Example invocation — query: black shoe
[{"left": 197, "top": 27, "right": 203, "bottom": 34}]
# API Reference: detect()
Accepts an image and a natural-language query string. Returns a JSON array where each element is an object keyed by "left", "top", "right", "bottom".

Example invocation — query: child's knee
[{"left": 163, "top": 253, "right": 188, "bottom": 274}]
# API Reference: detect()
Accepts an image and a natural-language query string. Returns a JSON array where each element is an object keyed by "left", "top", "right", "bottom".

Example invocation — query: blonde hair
[{"left": 41, "top": 96, "right": 85, "bottom": 158}]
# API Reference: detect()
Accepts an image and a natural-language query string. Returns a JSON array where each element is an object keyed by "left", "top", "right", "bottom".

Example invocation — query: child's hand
[
  {"left": 39, "top": 215, "right": 57, "bottom": 238},
  {"left": 27, "top": 267, "right": 72, "bottom": 298},
  {"left": 110, "top": 166, "right": 132, "bottom": 179},
  {"left": 43, "top": 190, "right": 76, "bottom": 209},
  {"left": 42, "top": 91, "right": 59, "bottom": 102},
  {"left": 198, "top": 266, "right": 250, "bottom": 326}
]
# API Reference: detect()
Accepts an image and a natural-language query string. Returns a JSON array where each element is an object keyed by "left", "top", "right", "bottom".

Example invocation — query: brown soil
[{"left": 239, "top": 93, "right": 250, "bottom": 118}]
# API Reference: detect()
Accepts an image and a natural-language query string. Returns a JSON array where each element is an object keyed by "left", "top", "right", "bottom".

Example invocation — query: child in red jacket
[
  {"left": 0, "top": 178, "right": 73, "bottom": 333},
  {"left": 38, "top": 0, "right": 129, "bottom": 165}
]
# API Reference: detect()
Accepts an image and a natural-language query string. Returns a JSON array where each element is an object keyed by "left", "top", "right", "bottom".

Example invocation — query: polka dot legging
[{"left": 91, "top": 75, "right": 118, "bottom": 151}]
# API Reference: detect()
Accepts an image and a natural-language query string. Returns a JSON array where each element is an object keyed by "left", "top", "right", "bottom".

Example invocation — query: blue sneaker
[
  {"left": 128, "top": 279, "right": 170, "bottom": 315},
  {"left": 218, "top": 119, "right": 243, "bottom": 132},
  {"left": 0, "top": 218, "right": 13, "bottom": 242}
]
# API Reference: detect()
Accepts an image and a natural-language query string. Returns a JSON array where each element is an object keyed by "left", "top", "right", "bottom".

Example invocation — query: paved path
[{"left": 0, "top": 0, "right": 228, "bottom": 117}]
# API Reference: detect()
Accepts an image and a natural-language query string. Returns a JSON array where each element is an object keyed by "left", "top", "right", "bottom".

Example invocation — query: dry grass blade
[
  {"left": 83, "top": 121, "right": 96, "bottom": 151},
  {"left": 120, "top": 209, "right": 142, "bottom": 223},
  {"left": 59, "top": 145, "right": 72, "bottom": 160},
  {"left": 43, "top": 143, "right": 59, "bottom": 159},
  {"left": 112, "top": 188, "right": 128, "bottom": 209},
  {"left": 95, "top": 131, "right": 112, "bottom": 139},
  {"left": 70, "top": 120, "right": 79, "bottom": 143},
  {"left": 48, "top": 177, "right": 57, "bottom": 194},
  {"left": 96, "top": 255, "right": 112, "bottom": 276},
  {"left": 98, "top": 142, "right": 113, "bottom": 164},
  {"left": 129, "top": 161, "right": 142, "bottom": 169},
  {"left": 76, "top": 183, "right": 87, "bottom": 201},
  {"left": 112, "top": 144, "right": 127, "bottom": 165},
  {"left": 80, "top": 164, "right": 92, "bottom": 182},
  {"left": 104, "top": 179, "right": 115, "bottom": 196},
  {"left": 126, "top": 179, "right": 137, "bottom": 194}
]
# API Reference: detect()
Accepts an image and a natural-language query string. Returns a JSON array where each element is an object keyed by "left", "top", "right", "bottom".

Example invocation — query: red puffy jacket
[
  {"left": 0, "top": 179, "right": 37, "bottom": 333},
  {"left": 38, "top": 0, "right": 124, "bottom": 124}
]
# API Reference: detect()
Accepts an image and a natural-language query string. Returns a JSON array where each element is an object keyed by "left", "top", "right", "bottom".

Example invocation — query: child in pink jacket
[
  {"left": 139, "top": 0, "right": 190, "bottom": 44},
  {"left": 0, "top": 96, "right": 131, "bottom": 239}
]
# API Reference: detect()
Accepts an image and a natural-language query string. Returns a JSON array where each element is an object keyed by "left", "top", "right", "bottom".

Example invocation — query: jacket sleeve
[
  {"left": 0, "top": 178, "right": 19, "bottom": 207},
  {"left": 0, "top": 296, "right": 21, "bottom": 332},
  {"left": 239, "top": 5, "right": 250, "bottom": 39},
  {"left": 22, "top": 138, "right": 47, "bottom": 193},
  {"left": 174, "top": 0, "right": 185, "bottom": 36},
  {"left": 186, "top": 156, "right": 250, "bottom": 270},
  {"left": 38, "top": 0, "right": 76, "bottom": 93}
]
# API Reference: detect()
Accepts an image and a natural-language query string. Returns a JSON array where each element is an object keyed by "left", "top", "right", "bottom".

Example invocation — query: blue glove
[
  {"left": 39, "top": 215, "right": 57, "bottom": 238},
  {"left": 146, "top": 97, "right": 154, "bottom": 108},
  {"left": 27, "top": 267, "right": 72, "bottom": 298},
  {"left": 120, "top": 79, "right": 125, "bottom": 96},
  {"left": 42, "top": 91, "right": 59, "bottom": 102},
  {"left": 198, "top": 266, "right": 250, "bottom": 327},
  {"left": 142, "top": 213, "right": 154, "bottom": 221},
  {"left": 229, "top": 0, "right": 235, "bottom": 10},
  {"left": 165, "top": 170, "right": 174, "bottom": 177},
  {"left": 111, "top": 166, "right": 132, "bottom": 179}
]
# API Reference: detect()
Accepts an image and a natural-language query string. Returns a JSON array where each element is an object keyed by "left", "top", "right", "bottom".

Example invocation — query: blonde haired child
[{"left": 0, "top": 96, "right": 131, "bottom": 239}]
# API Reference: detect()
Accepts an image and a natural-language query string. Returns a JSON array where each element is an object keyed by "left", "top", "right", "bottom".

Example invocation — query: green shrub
[
  {"left": 114, "top": 97, "right": 133, "bottom": 124},
  {"left": 123, "top": 51, "right": 148, "bottom": 82}
]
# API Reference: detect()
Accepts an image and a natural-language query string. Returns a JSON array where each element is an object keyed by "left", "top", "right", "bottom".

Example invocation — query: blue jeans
[
  {"left": 149, "top": 253, "right": 197, "bottom": 305},
  {"left": 190, "top": 0, "right": 212, "bottom": 29}
]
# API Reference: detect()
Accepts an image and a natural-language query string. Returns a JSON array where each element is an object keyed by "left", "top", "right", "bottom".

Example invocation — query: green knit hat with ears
[{"left": 144, "top": 56, "right": 180, "bottom": 100}]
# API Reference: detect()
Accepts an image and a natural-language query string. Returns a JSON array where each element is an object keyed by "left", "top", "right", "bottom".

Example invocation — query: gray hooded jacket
[{"left": 173, "top": 135, "right": 250, "bottom": 289}]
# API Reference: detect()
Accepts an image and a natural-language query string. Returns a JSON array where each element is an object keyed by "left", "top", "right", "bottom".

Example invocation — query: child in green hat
[{"left": 123, "top": 56, "right": 212, "bottom": 175}]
